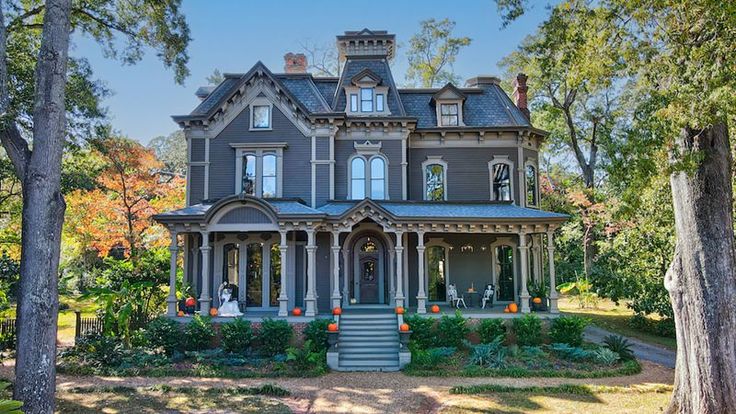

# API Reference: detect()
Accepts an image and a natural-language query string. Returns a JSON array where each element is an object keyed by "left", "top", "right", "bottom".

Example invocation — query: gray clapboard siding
[
  {"left": 334, "top": 139, "right": 403, "bottom": 200},
  {"left": 191, "top": 139, "right": 205, "bottom": 163},
  {"left": 189, "top": 165, "right": 205, "bottom": 205}
]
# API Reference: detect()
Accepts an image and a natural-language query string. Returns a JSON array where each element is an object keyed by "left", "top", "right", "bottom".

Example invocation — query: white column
[
  {"left": 278, "top": 230, "right": 289, "bottom": 316},
  {"left": 330, "top": 231, "right": 342, "bottom": 308},
  {"left": 342, "top": 249, "right": 350, "bottom": 307},
  {"left": 533, "top": 235, "right": 542, "bottom": 282},
  {"left": 199, "top": 231, "right": 212, "bottom": 313},
  {"left": 394, "top": 230, "right": 405, "bottom": 308},
  {"left": 547, "top": 231, "right": 559, "bottom": 313},
  {"left": 388, "top": 249, "right": 396, "bottom": 306},
  {"left": 416, "top": 231, "right": 427, "bottom": 313},
  {"left": 305, "top": 228, "right": 318, "bottom": 316},
  {"left": 167, "top": 230, "right": 179, "bottom": 316},
  {"left": 518, "top": 232, "right": 531, "bottom": 313}
]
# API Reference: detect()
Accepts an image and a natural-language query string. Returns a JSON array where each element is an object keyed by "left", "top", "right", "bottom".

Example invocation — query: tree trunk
[
  {"left": 665, "top": 122, "right": 736, "bottom": 413},
  {"left": 12, "top": 1, "right": 72, "bottom": 413}
]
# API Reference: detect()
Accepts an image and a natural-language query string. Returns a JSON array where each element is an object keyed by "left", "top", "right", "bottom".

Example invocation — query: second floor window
[
  {"left": 236, "top": 149, "right": 282, "bottom": 198},
  {"left": 526, "top": 164, "right": 538, "bottom": 206},
  {"left": 350, "top": 94, "right": 358, "bottom": 112},
  {"left": 425, "top": 164, "right": 445, "bottom": 201},
  {"left": 350, "top": 156, "right": 387, "bottom": 200},
  {"left": 492, "top": 163, "right": 512, "bottom": 201},
  {"left": 360, "top": 88, "right": 374, "bottom": 112},
  {"left": 262, "top": 154, "right": 277, "bottom": 198},
  {"left": 242, "top": 154, "right": 256, "bottom": 195},
  {"left": 440, "top": 103, "right": 459, "bottom": 126}
]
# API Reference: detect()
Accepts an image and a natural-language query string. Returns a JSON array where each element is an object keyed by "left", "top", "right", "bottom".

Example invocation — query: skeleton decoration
[{"left": 217, "top": 282, "right": 243, "bottom": 317}]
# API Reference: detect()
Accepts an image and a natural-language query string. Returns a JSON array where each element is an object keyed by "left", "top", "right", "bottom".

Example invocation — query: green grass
[
  {"left": 0, "top": 295, "right": 97, "bottom": 344},
  {"left": 450, "top": 383, "right": 672, "bottom": 395},
  {"left": 559, "top": 297, "right": 677, "bottom": 350},
  {"left": 404, "top": 359, "right": 641, "bottom": 378},
  {"left": 57, "top": 361, "right": 326, "bottom": 379}
]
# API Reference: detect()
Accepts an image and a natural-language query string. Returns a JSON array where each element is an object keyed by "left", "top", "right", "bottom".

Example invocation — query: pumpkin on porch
[
  {"left": 399, "top": 323, "right": 410, "bottom": 332},
  {"left": 332, "top": 307, "right": 342, "bottom": 316},
  {"left": 209, "top": 308, "right": 218, "bottom": 317},
  {"left": 185, "top": 297, "right": 196, "bottom": 307},
  {"left": 327, "top": 323, "right": 339, "bottom": 332},
  {"left": 508, "top": 303, "right": 518, "bottom": 313},
  {"left": 532, "top": 297, "right": 542, "bottom": 304},
  {"left": 177, "top": 310, "right": 184, "bottom": 317},
  {"left": 395, "top": 306, "right": 405, "bottom": 315},
  {"left": 431, "top": 304, "right": 440, "bottom": 313},
  {"left": 292, "top": 307, "right": 302, "bottom": 316}
]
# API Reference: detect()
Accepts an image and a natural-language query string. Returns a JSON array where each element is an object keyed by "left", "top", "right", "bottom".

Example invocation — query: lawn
[
  {"left": 0, "top": 295, "right": 97, "bottom": 345},
  {"left": 558, "top": 297, "right": 677, "bottom": 350}
]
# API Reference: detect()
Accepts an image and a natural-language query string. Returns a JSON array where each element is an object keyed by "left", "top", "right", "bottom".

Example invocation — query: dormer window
[
  {"left": 345, "top": 69, "right": 390, "bottom": 115},
  {"left": 433, "top": 83, "right": 466, "bottom": 127},
  {"left": 350, "top": 94, "right": 358, "bottom": 112},
  {"left": 376, "top": 94, "right": 385, "bottom": 112}
]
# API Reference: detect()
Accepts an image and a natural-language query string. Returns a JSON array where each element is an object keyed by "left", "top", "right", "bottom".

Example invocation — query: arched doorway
[{"left": 352, "top": 235, "right": 387, "bottom": 305}]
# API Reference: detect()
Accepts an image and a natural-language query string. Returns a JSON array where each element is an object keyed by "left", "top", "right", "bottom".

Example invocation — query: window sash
[
  {"left": 252, "top": 105, "right": 271, "bottom": 128},
  {"left": 360, "top": 88, "right": 373, "bottom": 112},
  {"left": 425, "top": 164, "right": 445, "bottom": 201},
  {"left": 493, "top": 163, "right": 512, "bottom": 201},
  {"left": 376, "top": 94, "right": 384, "bottom": 112},
  {"left": 526, "top": 165, "right": 537, "bottom": 206},
  {"left": 350, "top": 94, "right": 358, "bottom": 112},
  {"left": 440, "top": 103, "right": 459, "bottom": 126},
  {"left": 242, "top": 155, "right": 256, "bottom": 195}
]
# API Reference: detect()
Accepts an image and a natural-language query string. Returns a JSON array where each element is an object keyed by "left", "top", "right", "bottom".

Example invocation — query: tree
[
  {"left": 299, "top": 40, "right": 339, "bottom": 77},
  {"left": 0, "top": 1, "right": 190, "bottom": 411},
  {"left": 497, "top": 0, "right": 736, "bottom": 411},
  {"left": 205, "top": 68, "right": 224, "bottom": 85},
  {"left": 406, "top": 18, "right": 471, "bottom": 87},
  {"left": 148, "top": 130, "right": 186, "bottom": 175}
]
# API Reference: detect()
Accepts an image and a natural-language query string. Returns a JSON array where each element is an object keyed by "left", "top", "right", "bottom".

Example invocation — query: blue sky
[{"left": 73, "top": 0, "right": 552, "bottom": 144}]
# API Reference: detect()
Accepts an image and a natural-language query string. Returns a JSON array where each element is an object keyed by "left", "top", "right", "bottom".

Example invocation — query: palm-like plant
[{"left": 603, "top": 334, "right": 635, "bottom": 361}]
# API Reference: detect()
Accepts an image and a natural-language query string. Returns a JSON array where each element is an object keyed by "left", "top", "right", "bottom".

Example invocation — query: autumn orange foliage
[{"left": 65, "top": 137, "right": 184, "bottom": 257}]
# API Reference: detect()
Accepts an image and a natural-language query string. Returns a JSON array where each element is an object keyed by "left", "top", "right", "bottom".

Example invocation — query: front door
[
  {"left": 496, "top": 245, "right": 515, "bottom": 301},
  {"left": 359, "top": 257, "right": 379, "bottom": 303},
  {"left": 353, "top": 236, "right": 385, "bottom": 304}
]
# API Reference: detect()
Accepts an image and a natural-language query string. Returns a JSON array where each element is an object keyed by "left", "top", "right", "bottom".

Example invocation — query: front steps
[{"left": 335, "top": 311, "right": 400, "bottom": 372}]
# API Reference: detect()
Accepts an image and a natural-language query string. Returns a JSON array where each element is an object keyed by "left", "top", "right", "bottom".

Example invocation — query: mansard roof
[{"left": 332, "top": 57, "right": 406, "bottom": 115}]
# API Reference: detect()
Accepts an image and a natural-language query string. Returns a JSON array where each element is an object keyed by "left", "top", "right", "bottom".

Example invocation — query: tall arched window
[
  {"left": 370, "top": 157, "right": 386, "bottom": 199},
  {"left": 526, "top": 164, "right": 537, "bottom": 206},
  {"left": 427, "top": 246, "right": 447, "bottom": 301},
  {"left": 262, "top": 154, "right": 277, "bottom": 198},
  {"left": 351, "top": 158, "right": 366, "bottom": 199},
  {"left": 492, "top": 163, "right": 512, "bottom": 201},
  {"left": 242, "top": 154, "right": 256, "bottom": 195},
  {"left": 425, "top": 164, "right": 445, "bottom": 201}
]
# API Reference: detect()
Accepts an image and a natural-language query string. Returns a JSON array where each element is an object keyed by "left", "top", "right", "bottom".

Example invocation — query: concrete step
[
  {"left": 340, "top": 326, "right": 395, "bottom": 332},
  {"left": 338, "top": 358, "right": 399, "bottom": 367},
  {"left": 340, "top": 353, "right": 399, "bottom": 361},
  {"left": 339, "top": 318, "right": 396, "bottom": 324},
  {"left": 338, "top": 341, "right": 399, "bottom": 348},
  {"left": 340, "top": 314, "right": 396, "bottom": 320},
  {"left": 339, "top": 329, "right": 398, "bottom": 337},
  {"left": 335, "top": 365, "right": 400, "bottom": 372},
  {"left": 336, "top": 346, "right": 399, "bottom": 353}
]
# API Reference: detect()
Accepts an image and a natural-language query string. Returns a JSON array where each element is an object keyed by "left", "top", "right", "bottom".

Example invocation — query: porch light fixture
[{"left": 461, "top": 244, "right": 474, "bottom": 253}]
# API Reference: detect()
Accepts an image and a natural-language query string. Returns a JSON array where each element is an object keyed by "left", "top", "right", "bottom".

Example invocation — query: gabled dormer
[
  {"left": 432, "top": 83, "right": 466, "bottom": 127},
  {"left": 344, "top": 69, "right": 390, "bottom": 116}
]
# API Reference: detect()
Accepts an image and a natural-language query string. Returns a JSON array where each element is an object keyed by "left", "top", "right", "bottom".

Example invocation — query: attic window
[
  {"left": 376, "top": 94, "right": 385, "bottom": 112},
  {"left": 360, "top": 88, "right": 374, "bottom": 112},
  {"left": 440, "top": 103, "right": 459, "bottom": 126},
  {"left": 251, "top": 104, "right": 272, "bottom": 130}
]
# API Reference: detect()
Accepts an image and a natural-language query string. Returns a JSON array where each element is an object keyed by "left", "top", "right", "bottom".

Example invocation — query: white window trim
[
  {"left": 233, "top": 145, "right": 284, "bottom": 198},
  {"left": 344, "top": 85, "right": 391, "bottom": 116},
  {"left": 488, "top": 156, "right": 515, "bottom": 203},
  {"left": 425, "top": 238, "right": 452, "bottom": 303},
  {"left": 435, "top": 99, "right": 465, "bottom": 127},
  {"left": 347, "top": 153, "right": 389, "bottom": 200},
  {"left": 490, "top": 237, "right": 518, "bottom": 303},
  {"left": 421, "top": 156, "right": 448, "bottom": 201},
  {"left": 524, "top": 158, "right": 539, "bottom": 208},
  {"left": 249, "top": 97, "right": 273, "bottom": 131}
]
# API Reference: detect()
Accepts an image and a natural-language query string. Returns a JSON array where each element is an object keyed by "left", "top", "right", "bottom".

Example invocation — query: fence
[{"left": 74, "top": 311, "right": 104, "bottom": 339}]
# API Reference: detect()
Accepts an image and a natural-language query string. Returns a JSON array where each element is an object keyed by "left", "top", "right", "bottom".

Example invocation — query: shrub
[
  {"left": 303, "top": 319, "right": 331, "bottom": 352},
  {"left": 653, "top": 318, "right": 676, "bottom": 338},
  {"left": 183, "top": 315, "right": 215, "bottom": 351},
  {"left": 285, "top": 340, "right": 326, "bottom": 374},
  {"left": 549, "top": 343, "right": 591, "bottom": 361},
  {"left": 63, "top": 334, "right": 126, "bottom": 368},
  {"left": 476, "top": 319, "right": 506, "bottom": 344},
  {"left": 143, "top": 317, "right": 181, "bottom": 356},
  {"left": 519, "top": 345, "right": 546, "bottom": 359},
  {"left": 593, "top": 348, "right": 620, "bottom": 366},
  {"left": 435, "top": 310, "right": 469, "bottom": 348},
  {"left": 467, "top": 336, "right": 506, "bottom": 368},
  {"left": 404, "top": 314, "right": 436, "bottom": 349},
  {"left": 410, "top": 346, "right": 456, "bottom": 369},
  {"left": 512, "top": 314, "right": 543, "bottom": 346},
  {"left": 603, "top": 334, "right": 635, "bottom": 361},
  {"left": 258, "top": 318, "right": 293, "bottom": 356},
  {"left": 549, "top": 316, "right": 589, "bottom": 346},
  {"left": 220, "top": 318, "right": 253, "bottom": 354}
]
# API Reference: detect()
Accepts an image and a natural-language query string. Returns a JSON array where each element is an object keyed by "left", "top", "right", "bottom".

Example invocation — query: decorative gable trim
[
  {"left": 432, "top": 83, "right": 467, "bottom": 101},
  {"left": 351, "top": 69, "right": 382, "bottom": 86},
  {"left": 353, "top": 140, "right": 382, "bottom": 155}
]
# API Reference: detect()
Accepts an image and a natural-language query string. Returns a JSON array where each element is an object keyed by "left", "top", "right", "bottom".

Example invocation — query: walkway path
[{"left": 584, "top": 325, "right": 676, "bottom": 368}]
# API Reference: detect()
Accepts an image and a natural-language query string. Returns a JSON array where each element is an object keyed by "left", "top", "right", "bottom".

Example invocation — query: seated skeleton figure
[{"left": 217, "top": 282, "right": 243, "bottom": 317}]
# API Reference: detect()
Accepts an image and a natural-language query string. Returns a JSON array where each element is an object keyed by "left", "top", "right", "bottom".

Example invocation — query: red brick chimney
[
  {"left": 512, "top": 73, "right": 530, "bottom": 120},
  {"left": 284, "top": 53, "right": 307, "bottom": 74}
]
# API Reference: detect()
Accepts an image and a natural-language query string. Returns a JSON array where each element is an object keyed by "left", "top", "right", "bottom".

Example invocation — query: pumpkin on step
[
  {"left": 532, "top": 297, "right": 542, "bottom": 304},
  {"left": 399, "top": 323, "right": 410, "bottom": 332},
  {"left": 332, "top": 307, "right": 342, "bottom": 316},
  {"left": 177, "top": 310, "right": 184, "bottom": 317},
  {"left": 431, "top": 304, "right": 440, "bottom": 313},
  {"left": 395, "top": 306, "right": 405, "bottom": 315},
  {"left": 292, "top": 307, "right": 302, "bottom": 316},
  {"left": 508, "top": 303, "right": 518, "bottom": 313},
  {"left": 209, "top": 307, "right": 218, "bottom": 317},
  {"left": 504, "top": 306, "right": 510, "bottom": 313},
  {"left": 185, "top": 297, "right": 196, "bottom": 307},
  {"left": 327, "top": 323, "right": 338, "bottom": 332}
]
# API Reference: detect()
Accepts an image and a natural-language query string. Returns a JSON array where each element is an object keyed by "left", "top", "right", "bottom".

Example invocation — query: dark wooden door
[
  {"left": 497, "top": 245, "right": 515, "bottom": 301},
  {"left": 359, "top": 257, "right": 379, "bottom": 303}
]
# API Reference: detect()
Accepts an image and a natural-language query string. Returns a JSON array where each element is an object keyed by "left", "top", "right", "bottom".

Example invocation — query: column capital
[{"left": 200, "top": 244, "right": 212, "bottom": 252}]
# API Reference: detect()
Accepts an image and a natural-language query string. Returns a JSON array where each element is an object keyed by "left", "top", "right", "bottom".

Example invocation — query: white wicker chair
[{"left": 448, "top": 284, "right": 467, "bottom": 309}]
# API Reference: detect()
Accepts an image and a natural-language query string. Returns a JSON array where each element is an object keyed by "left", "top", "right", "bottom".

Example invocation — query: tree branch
[
  {"left": 5, "top": 4, "right": 45, "bottom": 32},
  {"left": 71, "top": 8, "right": 137, "bottom": 38}
]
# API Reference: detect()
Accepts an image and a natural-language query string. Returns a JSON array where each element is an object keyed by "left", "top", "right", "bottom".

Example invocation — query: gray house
[{"left": 155, "top": 29, "right": 566, "bottom": 327}]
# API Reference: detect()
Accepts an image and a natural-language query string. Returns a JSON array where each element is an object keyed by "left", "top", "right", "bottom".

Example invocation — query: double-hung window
[
  {"left": 234, "top": 145, "right": 284, "bottom": 198},
  {"left": 440, "top": 103, "right": 459, "bottom": 126},
  {"left": 376, "top": 94, "right": 385, "bottom": 112},
  {"left": 350, "top": 94, "right": 359, "bottom": 112},
  {"left": 360, "top": 88, "right": 374, "bottom": 112},
  {"left": 252, "top": 105, "right": 271, "bottom": 129}
]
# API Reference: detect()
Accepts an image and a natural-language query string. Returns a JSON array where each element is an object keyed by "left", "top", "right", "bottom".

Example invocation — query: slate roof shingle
[{"left": 275, "top": 76, "right": 332, "bottom": 113}]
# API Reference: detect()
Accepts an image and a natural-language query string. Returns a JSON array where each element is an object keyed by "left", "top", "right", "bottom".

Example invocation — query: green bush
[
  {"left": 549, "top": 316, "right": 589, "bottom": 346},
  {"left": 476, "top": 319, "right": 506, "bottom": 344},
  {"left": 257, "top": 318, "right": 293, "bottom": 356},
  {"left": 404, "top": 314, "right": 436, "bottom": 349},
  {"left": 220, "top": 318, "right": 253, "bottom": 354},
  {"left": 143, "top": 317, "right": 182, "bottom": 356},
  {"left": 285, "top": 340, "right": 326, "bottom": 374},
  {"left": 435, "top": 310, "right": 469, "bottom": 348},
  {"left": 467, "top": 336, "right": 506, "bottom": 368},
  {"left": 63, "top": 334, "right": 125, "bottom": 368},
  {"left": 603, "top": 334, "right": 635, "bottom": 361},
  {"left": 549, "top": 343, "right": 591, "bottom": 361},
  {"left": 183, "top": 315, "right": 215, "bottom": 351},
  {"left": 592, "top": 348, "right": 620, "bottom": 366},
  {"left": 303, "top": 319, "right": 331, "bottom": 352},
  {"left": 512, "top": 314, "right": 543, "bottom": 346},
  {"left": 653, "top": 318, "right": 675, "bottom": 338}
]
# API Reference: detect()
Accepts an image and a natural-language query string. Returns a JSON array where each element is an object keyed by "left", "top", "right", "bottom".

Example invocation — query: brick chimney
[
  {"left": 512, "top": 73, "right": 530, "bottom": 120},
  {"left": 284, "top": 53, "right": 307, "bottom": 73}
]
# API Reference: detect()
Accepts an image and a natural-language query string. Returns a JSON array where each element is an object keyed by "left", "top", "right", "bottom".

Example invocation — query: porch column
[
  {"left": 278, "top": 230, "right": 289, "bottom": 316},
  {"left": 166, "top": 230, "right": 178, "bottom": 316},
  {"left": 388, "top": 250, "right": 396, "bottom": 306},
  {"left": 518, "top": 232, "right": 531, "bottom": 313},
  {"left": 394, "top": 230, "right": 405, "bottom": 308},
  {"left": 416, "top": 231, "right": 427, "bottom": 314},
  {"left": 305, "top": 228, "right": 318, "bottom": 316},
  {"left": 532, "top": 235, "right": 542, "bottom": 282},
  {"left": 547, "top": 230, "right": 559, "bottom": 313},
  {"left": 199, "top": 231, "right": 212, "bottom": 313},
  {"left": 331, "top": 231, "right": 342, "bottom": 309},
  {"left": 342, "top": 249, "right": 350, "bottom": 307}
]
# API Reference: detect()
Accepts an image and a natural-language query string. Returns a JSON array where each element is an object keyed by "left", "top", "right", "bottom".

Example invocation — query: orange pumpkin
[
  {"left": 508, "top": 303, "right": 518, "bottom": 313},
  {"left": 177, "top": 310, "right": 184, "bottom": 317},
  {"left": 327, "top": 323, "right": 339, "bottom": 332},
  {"left": 185, "top": 297, "right": 196, "bottom": 307},
  {"left": 395, "top": 306, "right": 405, "bottom": 315},
  {"left": 209, "top": 307, "right": 218, "bottom": 317},
  {"left": 532, "top": 297, "right": 542, "bottom": 304},
  {"left": 399, "top": 323, "right": 410, "bottom": 332},
  {"left": 332, "top": 307, "right": 342, "bottom": 316},
  {"left": 292, "top": 307, "right": 302, "bottom": 316},
  {"left": 431, "top": 304, "right": 440, "bottom": 313}
]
